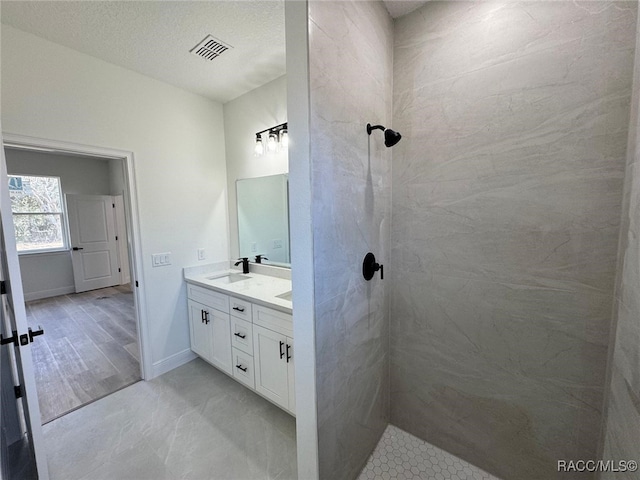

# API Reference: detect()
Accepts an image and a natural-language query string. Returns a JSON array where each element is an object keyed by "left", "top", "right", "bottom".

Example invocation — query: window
[{"left": 8, "top": 175, "right": 67, "bottom": 252}]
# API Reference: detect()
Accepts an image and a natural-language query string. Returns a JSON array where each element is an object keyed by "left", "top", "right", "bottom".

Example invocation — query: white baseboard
[
  {"left": 151, "top": 348, "right": 197, "bottom": 379},
  {"left": 23, "top": 286, "right": 75, "bottom": 302}
]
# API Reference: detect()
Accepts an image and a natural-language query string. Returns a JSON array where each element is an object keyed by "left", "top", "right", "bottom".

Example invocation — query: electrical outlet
[
  {"left": 273, "top": 239, "right": 282, "bottom": 249},
  {"left": 197, "top": 248, "right": 206, "bottom": 261},
  {"left": 251, "top": 242, "right": 257, "bottom": 252}
]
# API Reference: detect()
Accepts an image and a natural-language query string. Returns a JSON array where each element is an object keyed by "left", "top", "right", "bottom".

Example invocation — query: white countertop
[{"left": 184, "top": 268, "right": 292, "bottom": 314}]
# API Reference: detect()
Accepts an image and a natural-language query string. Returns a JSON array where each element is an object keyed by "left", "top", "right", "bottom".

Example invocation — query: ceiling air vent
[{"left": 190, "top": 35, "right": 232, "bottom": 61}]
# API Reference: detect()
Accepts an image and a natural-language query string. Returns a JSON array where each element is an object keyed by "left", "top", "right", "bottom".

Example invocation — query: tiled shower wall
[
  {"left": 390, "top": 2, "right": 637, "bottom": 480},
  {"left": 308, "top": 1, "right": 393, "bottom": 479},
  {"left": 602, "top": 8, "right": 640, "bottom": 479}
]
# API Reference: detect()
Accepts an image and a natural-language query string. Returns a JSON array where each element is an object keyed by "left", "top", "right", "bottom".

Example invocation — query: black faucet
[
  {"left": 234, "top": 257, "right": 250, "bottom": 274},
  {"left": 255, "top": 254, "right": 268, "bottom": 264}
]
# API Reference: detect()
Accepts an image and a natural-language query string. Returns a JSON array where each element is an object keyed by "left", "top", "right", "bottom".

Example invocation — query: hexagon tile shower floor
[{"left": 358, "top": 425, "right": 500, "bottom": 480}]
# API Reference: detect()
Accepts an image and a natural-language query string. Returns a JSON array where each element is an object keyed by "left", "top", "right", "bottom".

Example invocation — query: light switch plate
[
  {"left": 152, "top": 252, "right": 172, "bottom": 267},
  {"left": 197, "top": 248, "right": 206, "bottom": 261}
]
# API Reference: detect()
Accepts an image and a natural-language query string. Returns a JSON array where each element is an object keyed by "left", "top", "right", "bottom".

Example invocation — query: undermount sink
[
  {"left": 206, "top": 273, "right": 251, "bottom": 284},
  {"left": 276, "top": 290, "right": 292, "bottom": 301}
]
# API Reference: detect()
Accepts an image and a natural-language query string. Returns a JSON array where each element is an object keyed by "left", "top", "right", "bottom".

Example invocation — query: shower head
[{"left": 366, "top": 123, "right": 402, "bottom": 147}]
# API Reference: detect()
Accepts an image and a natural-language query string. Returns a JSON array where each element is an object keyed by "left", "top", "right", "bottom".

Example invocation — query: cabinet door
[
  {"left": 188, "top": 299, "right": 212, "bottom": 360},
  {"left": 209, "top": 309, "right": 233, "bottom": 375},
  {"left": 253, "top": 324, "right": 289, "bottom": 410}
]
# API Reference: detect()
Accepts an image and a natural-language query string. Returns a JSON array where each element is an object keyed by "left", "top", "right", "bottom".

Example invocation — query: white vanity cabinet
[
  {"left": 187, "top": 284, "right": 232, "bottom": 375},
  {"left": 253, "top": 305, "right": 295, "bottom": 414},
  {"left": 186, "top": 278, "right": 294, "bottom": 415}
]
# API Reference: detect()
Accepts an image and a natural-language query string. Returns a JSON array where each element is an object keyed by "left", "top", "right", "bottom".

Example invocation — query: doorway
[{"left": 2, "top": 135, "right": 148, "bottom": 425}]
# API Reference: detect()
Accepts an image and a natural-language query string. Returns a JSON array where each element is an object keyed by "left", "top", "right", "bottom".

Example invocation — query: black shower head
[
  {"left": 366, "top": 123, "right": 402, "bottom": 147},
  {"left": 384, "top": 128, "right": 402, "bottom": 147}
]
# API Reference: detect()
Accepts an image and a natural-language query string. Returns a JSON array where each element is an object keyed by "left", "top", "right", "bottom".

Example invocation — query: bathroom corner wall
[
  {"left": 390, "top": 2, "right": 637, "bottom": 479},
  {"left": 601, "top": 8, "right": 640, "bottom": 479},
  {"left": 308, "top": 1, "right": 393, "bottom": 478}
]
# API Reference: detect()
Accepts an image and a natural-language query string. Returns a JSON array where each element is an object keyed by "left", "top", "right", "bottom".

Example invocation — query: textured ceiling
[
  {"left": 1, "top": 1, "right": 428, "bottom": 104},
  {"left": 0, "top": 1, "right": 286, "bottom": 103}
]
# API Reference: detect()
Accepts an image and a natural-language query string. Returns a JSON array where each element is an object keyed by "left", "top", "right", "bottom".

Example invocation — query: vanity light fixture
[{"left": 254, "top": 122, "right": 288, "bottom": 156}]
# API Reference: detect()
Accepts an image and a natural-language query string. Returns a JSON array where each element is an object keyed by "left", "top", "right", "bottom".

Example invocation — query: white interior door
[
  {"left": 67, "top": 194, "right": 119, "bottom": 293},
  {"left": 1, "top": 140, "right": 49, "bottom": 479}
]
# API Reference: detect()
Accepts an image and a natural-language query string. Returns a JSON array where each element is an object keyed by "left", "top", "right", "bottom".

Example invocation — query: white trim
[
  {"left": 2, "top": 132, "right": 153, "bottom": 381},
  {"left": 23, "top": 286, "right": 75, "bottom": 302},
  {"left": 18, "top": 248, "right": 68, "bottom": 256},
  {"left": 151, "top": 349, "right": 197, "bottom": 378},
  {"left": 285, "top": 1, "right": 319, "bottom": 479}
]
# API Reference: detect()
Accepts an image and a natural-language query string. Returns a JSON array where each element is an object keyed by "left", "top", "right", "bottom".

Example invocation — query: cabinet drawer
[
  {"left": 187, "top": 283, "right": 229, "bottom": 313},
  {"left": 230, "top": 297, "right": 252, "bottom": 322},
  {"left": 231, "top": 317, "right": 253, "bottom": 355},
  {"left": 232, "top": 347, "right": 255, "bottom": 389},
  {"left": 253, "top": 304, "right": 293, "bottom": 337}
]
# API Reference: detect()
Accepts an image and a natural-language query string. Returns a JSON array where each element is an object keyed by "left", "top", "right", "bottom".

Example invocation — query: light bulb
[
  {"left": 267, "top": 133, "right": 278, "bottom": 153},
  {"left": 254, "top": 136, "right": 264, "bottom": 156},
  {"left": 280, "top": 130, "right": 289, "bottom": 148}
]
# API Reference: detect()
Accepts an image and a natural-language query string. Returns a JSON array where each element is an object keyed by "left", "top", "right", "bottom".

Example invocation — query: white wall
[
  {"left": 108, "top": 158, "right": 126, "bottom": 196},
  {"left": 6, "top": 149, "right": 111, "bottom": 194},
  {"left": 1, "top": 25, "right": 229, "bottom": 374},
  {"left": 223, "top": 75, "right": 287, "bottom": 261},
  {"left": 5, "top": 149, "right": 113, "bottom": 300}
]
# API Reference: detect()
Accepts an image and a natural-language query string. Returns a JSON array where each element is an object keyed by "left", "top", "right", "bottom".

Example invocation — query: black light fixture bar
[{"left": 255, "top": 122, "right": 288, "bottom": 137}]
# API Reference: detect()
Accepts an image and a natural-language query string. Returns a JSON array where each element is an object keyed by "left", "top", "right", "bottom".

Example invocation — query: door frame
[{"left": 2, "top": 133, "right": 152, "bottom": 381}]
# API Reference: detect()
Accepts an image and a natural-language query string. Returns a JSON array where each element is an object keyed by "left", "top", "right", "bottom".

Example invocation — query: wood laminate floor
[{"left": 25, "top": 285, "right": 140, "bottom": 424}]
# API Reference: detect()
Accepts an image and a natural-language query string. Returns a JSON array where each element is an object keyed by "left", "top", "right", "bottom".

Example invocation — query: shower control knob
[{"left": 363, "top": 252, "right": 384, "bottom": 281}]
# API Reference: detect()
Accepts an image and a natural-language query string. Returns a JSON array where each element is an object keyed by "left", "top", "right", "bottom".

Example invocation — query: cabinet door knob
[
  {"left": 286, "top": 344, "right": 292, "bottom": 363},
  {"left": 279, "top": 341, "right": 285, "bottom": 359},
  {"left": 234, "top": 332, "right": 246, "bottom": 339}
]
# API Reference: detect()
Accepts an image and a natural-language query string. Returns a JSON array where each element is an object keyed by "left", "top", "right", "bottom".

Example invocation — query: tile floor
[
  {"left": 358, "top": 425, "right": 500, "bottom": 480},
  {"left": 42, "top": 358, "right": 297, "bottom": 480}
]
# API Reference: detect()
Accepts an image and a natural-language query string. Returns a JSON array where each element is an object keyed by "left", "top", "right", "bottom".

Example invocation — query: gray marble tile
[
  {"left": 390, "top": 2, "right": 637, "bottom": 479},
  {"left": 43, "top": 359, "right": 296, "bottom": 480},
  {"left": 78, "top": 441, "right": 176, "bottom": 480},
  {"left": 601, "top": 9, "right": 640, "bottom": 473},
  {"left": 308, "top": 0, "right": 393, "bottom": 479}
]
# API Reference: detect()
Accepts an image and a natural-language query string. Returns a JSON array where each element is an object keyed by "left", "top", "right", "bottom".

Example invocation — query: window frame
[{"left": 8, "top": 174, "right": 69, "bottom": 255}]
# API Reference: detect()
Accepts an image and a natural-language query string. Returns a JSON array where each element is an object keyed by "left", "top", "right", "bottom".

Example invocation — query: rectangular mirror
[{"left": 237, "top": 173, "right": 290, "bottom": 267}]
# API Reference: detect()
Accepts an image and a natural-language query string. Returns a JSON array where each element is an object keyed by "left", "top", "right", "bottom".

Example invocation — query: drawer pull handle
[
  {"left": 279, "top": 341, "right": 285, "bottom": 359},
  {"left": 232, "top": 306, "right": 245, "bottom": 312},
  {"left": 203, "top": 311, "right": 210, "bottom": 324},
  {"left": 236, "top": 364, "right": 248, "bottom": 372},
  {"left": 286, "top": 344, "right": 292, "bottom": 363},
  {"left": 234, "top": 332, "right": 246, "bottom": 339}
]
